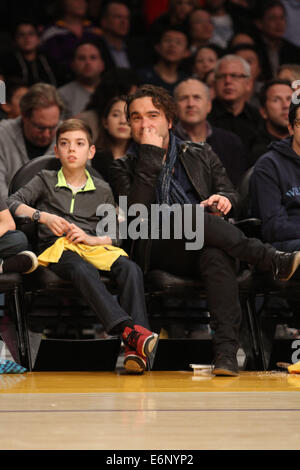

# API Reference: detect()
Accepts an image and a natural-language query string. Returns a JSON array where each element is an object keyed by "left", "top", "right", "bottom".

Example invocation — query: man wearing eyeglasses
[
  {"left": 0, "top": 83, "right": 64, "bottom": 199},
  {"left": 208, "top": 54, "right": 263, "bottom": 157}
]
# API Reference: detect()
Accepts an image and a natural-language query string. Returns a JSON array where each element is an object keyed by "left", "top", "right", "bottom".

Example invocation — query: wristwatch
[{"left": 32, "top": 210, "right": 41, "bottom": 223}]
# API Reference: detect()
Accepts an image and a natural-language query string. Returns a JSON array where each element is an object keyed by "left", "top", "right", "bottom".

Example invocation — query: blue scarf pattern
[{"left": 155, "top": 133, "right": 192, "bottom": 205}]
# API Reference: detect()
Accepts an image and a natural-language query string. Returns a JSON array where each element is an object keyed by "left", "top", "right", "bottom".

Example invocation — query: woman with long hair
[{"left": 91, "top": 96, "right": 131, "bottom": 182}]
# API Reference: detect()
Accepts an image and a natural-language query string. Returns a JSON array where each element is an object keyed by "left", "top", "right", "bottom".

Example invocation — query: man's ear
[
  {"left": 255, "top": 18, "right": 262, "bottom": 32},
  {"left": 183, "top": 48, "right": 191, "bottom": 59},
  {"left": 154, "top": 43, "right": 162, "bottom": 56},
  {"left": 259, "top": 106, "right": 268, "bottom": 120},
  {"left": 288, "top": 123, "right": 294, "bottom": 137},
  {"left": 245, "top": 77, "right": 254, "bottom": 94},
  {"left": 168, "top": 119, "right": 173, "bottom": 130},
  {"left": 207, "top": 99, "right": 212, "bottom": 115},
  {"left": 0, "top": 103, "right": 11, "bottom": 115}
]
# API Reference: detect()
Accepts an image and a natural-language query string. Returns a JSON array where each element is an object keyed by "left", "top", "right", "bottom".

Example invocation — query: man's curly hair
[{"left": 125, "top": 84, "right": 177, "bottom": 125}]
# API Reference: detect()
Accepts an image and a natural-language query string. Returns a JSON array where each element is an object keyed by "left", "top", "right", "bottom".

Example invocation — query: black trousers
[
  {"left": 49, "top": 253, "right": 150, "bottom": 334},
  {"left": 0, "top": 230, "right": 28, "bottom": 261},
  {"left": 149, "top": 211, "right": 276, "bottom": 355}
]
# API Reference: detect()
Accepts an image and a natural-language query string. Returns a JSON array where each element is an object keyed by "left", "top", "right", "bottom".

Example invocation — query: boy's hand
[
  {"left": 65, "top": 224, "right": 112, "bottom": 246},
  {"left": 40, "top": 212, "right": 71, "bottom": 236}
]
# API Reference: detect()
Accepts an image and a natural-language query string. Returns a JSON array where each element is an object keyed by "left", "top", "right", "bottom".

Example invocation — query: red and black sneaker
[
  {"left": 122, "top": 325, "right": 158, "bottom": 358},
  {"left": 123, "top": 347, "right": 147, "bottom": 374}
]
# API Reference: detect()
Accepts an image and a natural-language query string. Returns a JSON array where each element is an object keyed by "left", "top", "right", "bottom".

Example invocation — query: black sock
[{"left": 110, "top": 319, "right": 134, "bottom": 336}]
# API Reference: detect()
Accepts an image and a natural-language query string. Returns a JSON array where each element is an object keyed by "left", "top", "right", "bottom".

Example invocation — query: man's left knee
[
  {"left": 112, "top": 256, "right": 143, "bottom": 278},
  {"left": 0, "top": 230, "right": 28, "bottom": 253}
]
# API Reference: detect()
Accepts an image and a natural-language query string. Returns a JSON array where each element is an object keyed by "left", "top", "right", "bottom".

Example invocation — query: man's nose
[
  {"left": 186, "top": 97, "right": 194, "bottom": 107},
  {"left": 41, "top": 128, "right": 51, "bottom": 139},
  {"left": 141, "top": 117, "right": 150, "bottom": 128}
]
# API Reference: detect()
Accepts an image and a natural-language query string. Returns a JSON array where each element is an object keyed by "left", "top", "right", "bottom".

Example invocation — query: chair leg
[
  {"left": 242, "top": 294, "right": 268, "bottom": 370},
  {"left": 13, "top": 286, "right": 32, "bottom": 371}
]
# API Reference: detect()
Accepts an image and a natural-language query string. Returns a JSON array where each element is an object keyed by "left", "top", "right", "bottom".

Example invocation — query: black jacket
[
  {"left": 109, "top": 134, "right": 240, "bottom": 214},
  {"left": 175, "top": 122, "right": 249, "bottom": 187},
  {"left": 208, "top": 99, "right": 262, "bottom": 153}
]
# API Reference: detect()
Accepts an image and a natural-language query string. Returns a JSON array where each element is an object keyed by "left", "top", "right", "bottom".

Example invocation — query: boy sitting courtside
[{"left": 7, "top": 118, "right": 157, "bottom": 374}]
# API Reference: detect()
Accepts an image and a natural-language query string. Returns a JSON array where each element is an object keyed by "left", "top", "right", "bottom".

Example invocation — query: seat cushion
[{"left": 145, "top": 269, "right": 205, "bottom": 295}]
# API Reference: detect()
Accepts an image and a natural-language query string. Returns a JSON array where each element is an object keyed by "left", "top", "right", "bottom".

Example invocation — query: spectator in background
[
  {"left": 205, "top": 0, "right": 234, "bottom": 49},
  {"left": 77, "top": 67, "right": 139, "bottom": 149},
  {"left": 228, "top": 32, "right": 256, "bottom": 48},
  {"left": 97, "top": 1, "right": 146, "bottom": 70},
  {"left": 281, "top": 0, "right": 300, "bottom": 48},
  {"left": 0, "top": 79, "right": 28, "bottom": 120},
  {"left": 148, "top": 0, "right": 198, "bottom": 40},
  {"left": 40, "top": 0, "right": 102, "bottom": 71},
  {"left": 192, "top": 44, "right": 222, "bottom": 81},
  {"left": 254, "top": 0, "right": 300, "bottom": 79},
  {"left": 174, "top": 78, "right": 248, "bottom": 186},
  {"left": 277, "top": 64, "right": 300, "bottom": 86},
  {"left": 0, "top": 83, "right": 64, "bottom": 199},
  {"left": 251, "top": 78, "right": 293, "bottom": 163},
  {"left": 1, "top": 19, "right": 62, "bottom": 87},
  {"left": 138, "top": 27, "right": 190, "bottom": 95},
  {"left": 58, "top": 41, "right": 105, "bottom": 118},
  {"left": 208, "top": 54, "right": 262, "bottom": 157},
  {"left": 189, "top": 8, "right": 215, "bottom": 55},
  {"left": 92, "top": 95, "right": 131, "bottom": 182},
  {"left": 231, "top": 43, "right": 264, "bottom": 108}
]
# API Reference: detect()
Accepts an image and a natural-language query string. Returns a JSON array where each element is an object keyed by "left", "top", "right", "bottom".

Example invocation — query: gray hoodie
[{"left": 0, "top": 116, "right": 55, "bottom": 200}]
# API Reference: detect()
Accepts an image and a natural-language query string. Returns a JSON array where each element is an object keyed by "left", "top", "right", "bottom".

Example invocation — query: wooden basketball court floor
[{"left": 1, "top": 369, "right": 300, "bottom": 450}]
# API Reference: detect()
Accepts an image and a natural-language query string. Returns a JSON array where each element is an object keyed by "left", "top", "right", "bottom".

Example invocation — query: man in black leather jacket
[{"left": 109, "top": 84, "right": 300, "bottom": 376}]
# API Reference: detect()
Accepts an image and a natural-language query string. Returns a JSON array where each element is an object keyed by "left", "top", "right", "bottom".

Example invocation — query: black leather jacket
[{"left": 109, "top": 135, "right": 240, "bottom": 214}]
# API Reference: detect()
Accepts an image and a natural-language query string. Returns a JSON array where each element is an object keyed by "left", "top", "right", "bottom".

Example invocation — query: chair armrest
[
  {"left": 14, "top": 215, "right": 32, "bottom": 228},
  {"left": 230, "top": 217, "right": 262, "bottom": 238}
]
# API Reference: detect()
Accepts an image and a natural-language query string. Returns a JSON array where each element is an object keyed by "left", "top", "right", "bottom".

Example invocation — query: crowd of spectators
[{"left": 0, "top": 0, "right": 299, "bottom": 192}]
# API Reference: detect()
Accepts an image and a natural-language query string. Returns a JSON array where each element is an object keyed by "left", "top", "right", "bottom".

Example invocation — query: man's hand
[
  {"left": 200, "top": 194, "right": 232, "bottom": 216},
  {"left": 40, "top": 212, "right": 71, "bottom": 236},
  {"left": 140, "top": 127, "right": 164, "bottom": 148},
  {"left": 65, "top": 224, "right": 112, "bottom": 246}
]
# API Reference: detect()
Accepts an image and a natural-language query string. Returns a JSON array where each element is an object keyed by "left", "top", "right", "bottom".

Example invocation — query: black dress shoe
[
  {"left": 272, "top": 251, "right": 300, "bottom": 281},
  {"left": 212, "top": 354, "right": 239, "bottom": 377}
]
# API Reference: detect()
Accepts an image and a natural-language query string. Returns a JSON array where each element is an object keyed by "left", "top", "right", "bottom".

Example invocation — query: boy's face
[{"left": 55, "top": 130, "right": 95, "bottom": 169}]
